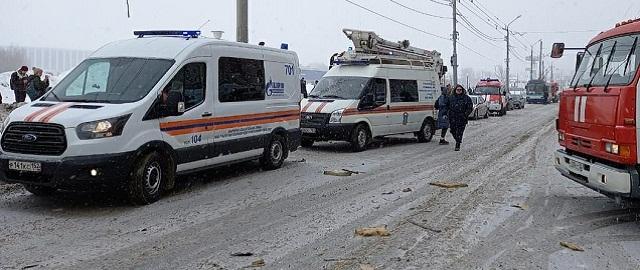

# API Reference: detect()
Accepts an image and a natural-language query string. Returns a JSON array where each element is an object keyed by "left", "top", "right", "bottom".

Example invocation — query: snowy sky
[{"left": 1, "top": 0, "right": 639, "bottom": 77}]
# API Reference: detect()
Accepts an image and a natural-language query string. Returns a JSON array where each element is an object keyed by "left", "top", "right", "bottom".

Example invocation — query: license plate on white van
[
  {"left": 301, "top": 128, "right": 316, "bottom": 134},
  {"left": 8, "top": 160, "right": 42, "bottom": 172}
]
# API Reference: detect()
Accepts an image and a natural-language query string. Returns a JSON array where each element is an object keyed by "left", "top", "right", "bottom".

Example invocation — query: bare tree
[{"left": 0, "top": 47, "right": 27, "bottom": 73}]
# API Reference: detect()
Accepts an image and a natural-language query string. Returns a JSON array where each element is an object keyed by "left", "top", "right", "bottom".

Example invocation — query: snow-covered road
[{"left": 1, "top": 104, "right": 639, "bottom": 269}]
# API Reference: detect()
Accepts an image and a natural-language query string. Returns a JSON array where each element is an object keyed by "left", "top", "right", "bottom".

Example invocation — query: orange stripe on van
[
  {"left": 24, "top": 103, "right": 67, "bottom": 122},
  {"left": 301, "top": 102, "right": 314, "bottom": 113},
  {"left": 159, "top": 109, "right": 299, "bottom": 129},
  {"left": 41, "top": 103, "right": 75, "bottom": 123},
  {"left": 343, "top": 104, "right": 434, "bottom": 116},
  {"left": 165, "top": 114, "right": 299, "bottom": 136},
  {"left": 315, "top": 102, "right": 329, "bottom": 113}
]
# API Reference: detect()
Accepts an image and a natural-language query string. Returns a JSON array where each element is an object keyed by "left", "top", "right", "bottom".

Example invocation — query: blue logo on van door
[{"left": 266, "top": 78, "right": 285, "bottom": 97}]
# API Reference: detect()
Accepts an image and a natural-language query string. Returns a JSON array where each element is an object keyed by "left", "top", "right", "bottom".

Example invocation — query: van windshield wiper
[
  {"left": 308, "top": 94, "right": 320, "bottom": 98},
  {"left": 69, "top": 99, "right": 114, "bottom": 104},
  {"left": 321, "top": 95, "right": 346, "bottom": 99}
]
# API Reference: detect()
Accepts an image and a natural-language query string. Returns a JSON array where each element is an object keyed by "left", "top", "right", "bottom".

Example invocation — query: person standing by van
[
  {"left": 26, "top": 68, "right": 50, "bottom": 100},
  {"left": 10, "top": 66, "right": 29, "bottom": 103},
  {"left": 448, "top": 84, "right": 473, "bottom": 151},
  {"left": 434, "top": 87, "right": 450, "bottom": 145}
]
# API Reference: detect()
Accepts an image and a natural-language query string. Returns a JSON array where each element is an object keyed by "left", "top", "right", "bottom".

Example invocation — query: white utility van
[
  {"left": 300, "top": 29, "right": 445, "bottom": 151},
  {"left": 0, "top": 31, "right": 301, "bottom": 204}
]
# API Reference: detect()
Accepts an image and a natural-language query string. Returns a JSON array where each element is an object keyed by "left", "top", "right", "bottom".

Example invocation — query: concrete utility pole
[
  {"left": 539, "top": 40, "right": 543, "bottom": 80},
  {"left": 236, "top": 0, "right": 248, "bottom": 43},
  {"left": 451, "top": 0, "right": 459, "bottom": 87},
  {"left": 504, "top": 15, "right": 521, "bottom": 94},
  {"left": 530, "top": 46, "right": 534, "bottom": 81}
]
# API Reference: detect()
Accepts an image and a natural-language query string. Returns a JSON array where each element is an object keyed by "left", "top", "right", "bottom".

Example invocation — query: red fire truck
[
  {"left": 552, "top": 18, "right": 640, "bottom": 201},
  {"left": 473, "top": 78, "right": 508, "bottom": 116}
]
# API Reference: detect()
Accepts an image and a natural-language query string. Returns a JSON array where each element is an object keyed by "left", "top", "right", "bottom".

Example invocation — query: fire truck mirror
[
  {"left": 551, "top": 43, "right": 565, "bottom": 58},
  {"left": 576, "top": 52, "right": 585, "bottom": 72}
]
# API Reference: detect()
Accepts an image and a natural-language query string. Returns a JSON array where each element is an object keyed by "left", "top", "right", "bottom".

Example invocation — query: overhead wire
[
  {"left": 389, "top": 0, "right": 452, "bottom": 19},
  {"left": 343, "top": 0, "right": 497, "bottom": 62}
]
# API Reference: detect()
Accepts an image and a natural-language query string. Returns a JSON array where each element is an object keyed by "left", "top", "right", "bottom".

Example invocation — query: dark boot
[
  {"left": 439, "top": 138, "right": 449, "bottom": 145},
  {"left": 455, "top": 142, "right": 461, "bottom": 151}
]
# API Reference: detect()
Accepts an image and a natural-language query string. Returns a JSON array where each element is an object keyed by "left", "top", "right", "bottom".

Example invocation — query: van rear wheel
[
  {"left": 24, "top": 185, "right": 57, "bottom": 197},
  {"left": 261, "top": 134, "right": 287, "bottom": 170},
  {"left": 417, "top": 118, "right": 435, "bottom": 143},
  {"left": 127, "top": 152, "right": 164, "bottom": 205}
]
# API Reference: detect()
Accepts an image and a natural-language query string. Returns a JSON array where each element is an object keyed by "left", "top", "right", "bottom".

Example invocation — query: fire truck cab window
[{"left": 573, "top": 34, "right": 640, "bottom": 87}]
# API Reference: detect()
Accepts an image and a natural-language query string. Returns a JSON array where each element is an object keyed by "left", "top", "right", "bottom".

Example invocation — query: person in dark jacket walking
[
  {"left": 434, "top": 87, "right": 450, "bottom": 145},
  {"left": 10, "top": 66, "right": 29, "bottom": 103},
  {"left": 26, "top": 68, "right": 50, "bottom": 101},
  {"left": 447, "top": 84, "right": 474, "bottom": 151}
]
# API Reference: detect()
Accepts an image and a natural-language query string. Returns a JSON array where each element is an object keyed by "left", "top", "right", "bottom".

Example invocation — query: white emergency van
[
  {"left": 300, "top": 29, "right": 445, "bottom": 151},
  {"left": 0, "top": 31, "right": 301, "bottom": 204}
]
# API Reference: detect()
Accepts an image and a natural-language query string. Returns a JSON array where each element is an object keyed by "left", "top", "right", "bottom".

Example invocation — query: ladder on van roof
[{"left": 340, "top": 29, "right": 445, "bottom": 77}]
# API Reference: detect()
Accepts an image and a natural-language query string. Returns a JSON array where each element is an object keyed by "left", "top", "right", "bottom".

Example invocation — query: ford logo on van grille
[
  {"left": 22, "top": 134, "right": 38, "bottom": 142},
  {"left": 304, "top": 115, "right": 313, "bottom": 120}
]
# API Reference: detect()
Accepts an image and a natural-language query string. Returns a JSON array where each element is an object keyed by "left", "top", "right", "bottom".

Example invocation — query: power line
[
  {"left": 343, "top": 0, "right": 450, "bottom": 41},
  {"left": 457, "top": 1, "right": 502, "bottom": 35},
  {"left": 473, "top": 0, "right": 506, "bottom": 26},
  {"left": 457, "top": 11, "right": 502, "bottom": 41},
  {"left": 519, "top": 30, "right": 600, "bottom": 34},
  {"left": 426, "top": 0, "right": 450, "bottom": 7},
  {"left": 343, "top": 0, "right": 497, "bottom": 62},
  {"left": 389, "top": 0, "right": 451, "bottom": 19}
]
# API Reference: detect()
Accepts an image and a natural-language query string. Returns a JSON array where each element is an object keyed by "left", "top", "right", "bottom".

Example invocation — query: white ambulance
[
  {"left": 0, "top": 31, "right": 301, "bottom": 204},
  {"left": 300, "top": 29, "right": 445, "bottom": 151}
]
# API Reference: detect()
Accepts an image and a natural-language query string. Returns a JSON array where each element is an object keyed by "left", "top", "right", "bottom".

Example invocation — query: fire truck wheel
[
  {"left": 417, "top": 118, "right": 435, "bottom": 143},
  {"left": 24, "top": 185, "right": 57, "bottom": 196},
  {"left": 351, "top": 124, "right": 371, "bottom": 152}
]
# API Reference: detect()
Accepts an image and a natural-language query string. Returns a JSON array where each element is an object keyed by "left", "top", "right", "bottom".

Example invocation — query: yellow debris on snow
[
  {"left": 429, "top": 181, "right": 469, "bottom": 189},
  {"left": 355, "top": 226, "right": 390, "bottom": 237},
  {"left": 560, "top": 241, "right": 584, "bottom": 251}
]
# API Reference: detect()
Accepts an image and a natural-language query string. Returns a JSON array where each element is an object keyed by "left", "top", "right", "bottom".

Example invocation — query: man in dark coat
[
  {"left": 10, "top": 66, "right": 29, "bottom": 103},
  {"left": 447, "top": 84, "right": 474, "bottom": 151},
  {"left": 27, "top": 68, "right": 50, "bottom": 101},
  {"left": 434, "top": 87, "right": 450, "bottom": 145}
]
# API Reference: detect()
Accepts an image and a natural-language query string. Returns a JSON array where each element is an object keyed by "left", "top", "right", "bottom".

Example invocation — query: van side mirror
[
  {"left": 164, "top": 91, "right": 185, "bottom": 116},
  {"left": 551, "top": 43, "right": 565, "bottom": 58}
]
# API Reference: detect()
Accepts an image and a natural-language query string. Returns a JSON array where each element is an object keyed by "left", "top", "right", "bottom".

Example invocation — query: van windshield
[
  {"left": 43, "top": 58, "right": 174, "bottom": 104},
  {"left": 309, "top": 76, "right": 370, "bottom": 99}
]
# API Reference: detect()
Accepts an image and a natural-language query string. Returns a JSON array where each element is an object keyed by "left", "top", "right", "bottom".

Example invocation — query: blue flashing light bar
[
  {"left": 280, "top": 43, "right": 289, "bottom": 50},
  {"left": 134, "top": 30, "right": 201, "bottom": 39}
]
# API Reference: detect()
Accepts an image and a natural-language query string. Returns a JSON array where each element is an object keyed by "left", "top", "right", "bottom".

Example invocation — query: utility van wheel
[
  {"left": 24, "top": 185, "right": 56, "bottom": 196},
  {"left": 261, "top": 134, "right": 287, "bottom": 170},
  {"left": 351, "top": 124, "right": 371, "bottom": 152},
  {"left": 301, "top": 138, "right": 314, "bottom": 148},
  {"left": 417, "top": 119, "right": 435, "bottom": 143},
  {"left": 128, "top": 152, "right": 164, "bottom": 205}
]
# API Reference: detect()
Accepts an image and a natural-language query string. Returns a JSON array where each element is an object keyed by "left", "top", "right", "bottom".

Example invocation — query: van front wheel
[
  {"left": 350, "top": 124, "right": 370, "bottom": 152},
  {"left": 128, "top": 152, "right": 164, "bottom": 205},
  {"left": 261, "top": 134, "right": 287, "bottom": 170},
  {"left": 417, "top": 118, "right": 435, "bottom": 143}
]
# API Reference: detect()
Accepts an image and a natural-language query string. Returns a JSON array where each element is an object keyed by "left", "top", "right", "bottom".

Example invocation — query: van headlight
[
  {"left": 76, "top": 114, "right": 131, "bottom": 140},
  {"left": 329, "top": 109, "right": 345, "bottom": 123}
]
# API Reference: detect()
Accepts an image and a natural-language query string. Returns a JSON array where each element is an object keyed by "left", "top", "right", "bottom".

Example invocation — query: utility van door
[
  {"left": 358, "top": 77, "right": 390, "bottom": 136},
  {"left": 389, "top": 79, "right": 422, "bottom": 133},
  {"left": 212, "top": 50, "right": 271, "bottom": 163},
  {"left": 159, "top": 59, "right": 213, "bottom": 172}
]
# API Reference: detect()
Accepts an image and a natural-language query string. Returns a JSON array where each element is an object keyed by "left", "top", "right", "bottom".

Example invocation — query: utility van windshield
[
  {"left": 309, "top": 76, "right": 370, "bottom": 99},
  {"left": 44, "top": 58, "right": 174, "bottom": 104},
  {"left": 572, "top": 34, "right": 640, "bottom": 87},
  {"left": 474, "top": 86, "right": 501, "bottom": 95}
]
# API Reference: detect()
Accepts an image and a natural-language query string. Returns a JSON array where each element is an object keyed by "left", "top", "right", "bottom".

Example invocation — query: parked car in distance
[
  {"left": 468, "top": 95, "right": 489, "bottom": 120},
  {"left": 510, "top": 94, "right": 526, "bottom": 109}
]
